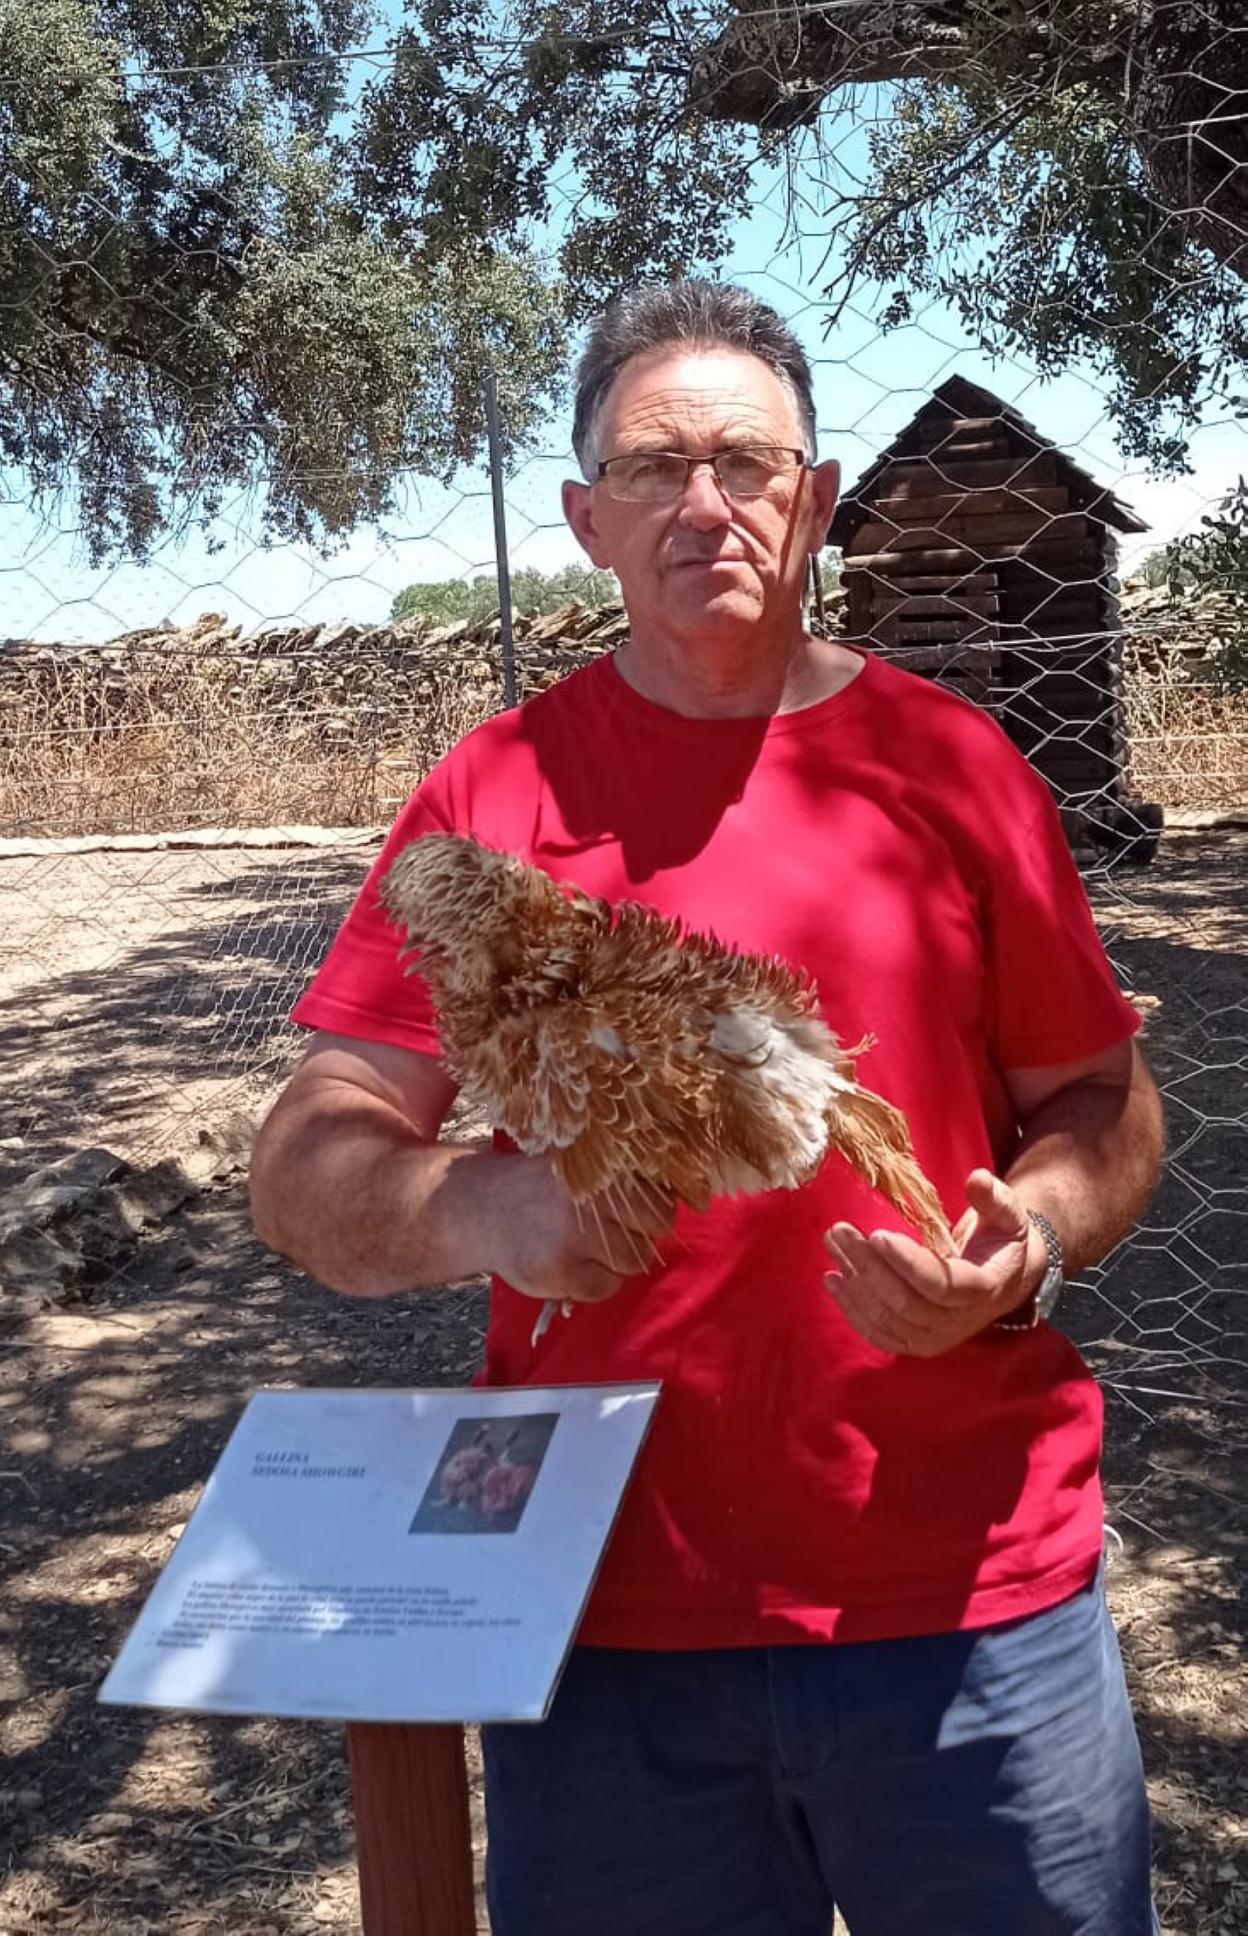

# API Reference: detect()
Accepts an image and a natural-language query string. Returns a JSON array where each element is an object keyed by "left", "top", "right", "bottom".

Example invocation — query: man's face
[{"left": 562, "top": 346, "right": 839, "bottom": 649}]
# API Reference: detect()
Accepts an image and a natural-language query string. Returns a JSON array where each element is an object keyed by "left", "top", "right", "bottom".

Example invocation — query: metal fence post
[{"left": 485, "top": 372, "right": 518, "bottom": 709}]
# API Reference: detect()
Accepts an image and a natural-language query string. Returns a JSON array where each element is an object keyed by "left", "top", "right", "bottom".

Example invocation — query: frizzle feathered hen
[{"left": 381, "top": 835, "right": 952, "bottom": 1331}]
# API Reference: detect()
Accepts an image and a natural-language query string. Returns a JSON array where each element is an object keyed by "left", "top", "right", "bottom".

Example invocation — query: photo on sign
[{"left": 409, "top": 1413, "right": 558, "bottom": 1535}]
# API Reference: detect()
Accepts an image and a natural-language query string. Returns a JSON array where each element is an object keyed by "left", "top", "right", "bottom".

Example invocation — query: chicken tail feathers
[{"left": 827, "top": 1086, "right": 954, "bottom": 1257}]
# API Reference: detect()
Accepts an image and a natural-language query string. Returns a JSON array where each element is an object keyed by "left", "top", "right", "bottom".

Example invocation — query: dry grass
[
  {"left": 1, "top": 637, "right": 1244, "bottom": 839},
  {"left": 0, "top": 650, "right": 496, "bottom": 837},
  {"left": 1124, "top": 672, "right": 1248, "bottom": 812}
]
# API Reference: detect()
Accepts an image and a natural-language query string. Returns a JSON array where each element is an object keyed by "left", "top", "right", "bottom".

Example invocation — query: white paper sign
[{"left": 99, "top": 1383, "right": 659, "bottom": 1724}]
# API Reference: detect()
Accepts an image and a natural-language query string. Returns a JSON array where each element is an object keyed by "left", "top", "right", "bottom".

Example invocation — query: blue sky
[{"left": 2, "top": 129, "right": 1244, "bottom": 645}]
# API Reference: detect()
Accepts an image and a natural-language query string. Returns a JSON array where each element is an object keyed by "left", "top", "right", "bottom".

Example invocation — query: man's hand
[
  {"left": 823, "top": 1169, "right": 1044, "bottom": 1357},
  {"left": 486, "top": 1155, "right": 677, "bottom": 1308}
]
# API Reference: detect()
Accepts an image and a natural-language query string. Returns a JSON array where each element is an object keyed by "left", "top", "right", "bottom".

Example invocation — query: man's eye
[{"left": 718, "top": 452, "right": 773, "bottom": 490}]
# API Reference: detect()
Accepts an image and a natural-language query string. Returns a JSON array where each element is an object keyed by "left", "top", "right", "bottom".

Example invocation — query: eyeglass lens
[{"left": 603, "top": 448, "right": 799, "bottom": 501}]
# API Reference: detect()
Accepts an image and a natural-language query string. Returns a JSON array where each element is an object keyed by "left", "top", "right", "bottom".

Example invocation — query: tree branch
[
  {"left": 687, "top": 4, "right": 989, "bottom": 130},
  {"left": 817, "top": 95, "right": 1036, "bottom": 318}
]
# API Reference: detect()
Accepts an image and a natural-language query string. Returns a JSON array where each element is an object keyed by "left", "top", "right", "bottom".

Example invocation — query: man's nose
[{"left": 676, "top": 461, "right": 734, "bottom": 530}]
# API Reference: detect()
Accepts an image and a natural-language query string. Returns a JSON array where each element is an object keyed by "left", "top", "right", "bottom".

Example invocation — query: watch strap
[{"left": 993, "top": 1209, "right": 1064, "bottom": 1332}]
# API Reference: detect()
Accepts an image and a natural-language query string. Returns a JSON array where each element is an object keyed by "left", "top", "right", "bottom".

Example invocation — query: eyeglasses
[{"left": 595, "top": 446, "right": 807, "bottom": 503}]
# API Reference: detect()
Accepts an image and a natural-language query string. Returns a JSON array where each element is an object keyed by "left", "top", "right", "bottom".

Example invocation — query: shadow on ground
[{"left": 0, "top": 1187, "right": 490, "bottom": 1933}]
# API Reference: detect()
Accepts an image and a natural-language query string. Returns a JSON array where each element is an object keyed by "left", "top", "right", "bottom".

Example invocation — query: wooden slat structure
[{"left": 829, "top": 376, "right": 1163, "bottom": 862}]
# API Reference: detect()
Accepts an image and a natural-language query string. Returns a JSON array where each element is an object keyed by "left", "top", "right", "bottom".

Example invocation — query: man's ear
[
  {"left": 806, "top": 458, "right": 840, "bottom": 555},
  {"left": 562, "top": 479, "right": 613, "bottom": 568}
]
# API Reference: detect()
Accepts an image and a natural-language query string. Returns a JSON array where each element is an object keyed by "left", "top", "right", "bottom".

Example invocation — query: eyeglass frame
[{"left": 594, "top": 446, "right": 809, "bottom": 502}]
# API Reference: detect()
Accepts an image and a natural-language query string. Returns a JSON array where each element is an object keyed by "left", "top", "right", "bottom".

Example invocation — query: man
[{"left": 251, "top": 281, "right": 1164, "bottom": 1934}]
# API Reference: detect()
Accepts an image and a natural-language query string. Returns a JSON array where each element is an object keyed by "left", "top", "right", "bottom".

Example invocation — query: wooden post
[{"left": 347, "top": 1722, "right": 477, "bottom": 1935}]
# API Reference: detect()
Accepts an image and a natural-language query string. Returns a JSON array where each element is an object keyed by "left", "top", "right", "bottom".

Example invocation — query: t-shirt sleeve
[
  {"left": 290, "top": 775, "right": 452, "bottom": 1056},
  {"left": 983, "top": 778, "right": 1141, "bottom": 1070}
]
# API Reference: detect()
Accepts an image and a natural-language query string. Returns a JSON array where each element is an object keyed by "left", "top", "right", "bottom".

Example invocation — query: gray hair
[{"left": 571, "top": 279, "right": 818, "bottom": 477}]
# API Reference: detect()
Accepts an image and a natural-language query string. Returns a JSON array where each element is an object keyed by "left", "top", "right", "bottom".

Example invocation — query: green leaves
[
  {"left": 832, "top": 72, "right": 1247, "bottom": 470},
  {"left": 1140, "top": 481, "right": 1248, "bottom": 688},
  {"left": 391, "top": 563, "right": 618, "bottom": 625},
  {"left": 1, "top": 0, "right": 123, "bottom": 210},
  {"left": 1, "top": 0, "right": 1243, "bottom": 564},
  {"left": 350, "top": 0, "right": 1245, "bottom": 467},
  {"left": 0, "top": 0, "right": 566, "bottom": 561}
]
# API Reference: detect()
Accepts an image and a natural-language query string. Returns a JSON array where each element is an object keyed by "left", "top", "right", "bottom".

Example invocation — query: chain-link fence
[{"left": 1, "top": 6, "right": 1244, "bottom": 1932}]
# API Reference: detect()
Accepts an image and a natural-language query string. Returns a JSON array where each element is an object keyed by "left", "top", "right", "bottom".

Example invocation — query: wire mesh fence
[{"left": 1, "top": 4, "right": 1245, "bottom": 1931}]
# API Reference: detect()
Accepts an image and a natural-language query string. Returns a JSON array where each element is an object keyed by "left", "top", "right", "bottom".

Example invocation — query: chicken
[
  {"left": 436, "top": 1425, "right": 534, "bottom": 1519},
  {"left": 437, "top": 1443, "right": 495, "bottom": 1508},
  {"left": 381, "top": 834, "right": 952, "bottom": 1333},
  {"left": 480, "top": 1459, "right": 536, "bottom": 1521}
]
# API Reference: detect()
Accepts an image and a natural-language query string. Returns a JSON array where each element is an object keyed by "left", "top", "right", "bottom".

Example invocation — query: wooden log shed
[{"left": 828, "top": 375, "right": 1164, "bottom": 863}]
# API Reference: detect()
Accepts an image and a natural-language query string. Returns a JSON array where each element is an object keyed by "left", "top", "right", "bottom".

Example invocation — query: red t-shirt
[{"left": 293, "top": 650, "right": 1139, "bottom": 1647}]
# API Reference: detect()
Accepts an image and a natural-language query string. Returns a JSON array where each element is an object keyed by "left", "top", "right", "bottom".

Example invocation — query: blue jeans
[{"left": 483, "top": 1572, "right": 1158, "bottom": 1934}]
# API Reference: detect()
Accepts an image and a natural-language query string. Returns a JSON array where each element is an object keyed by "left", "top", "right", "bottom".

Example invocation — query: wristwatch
[{"left": 993, "top": 1210, "right": 1064, "bottom": 1332}]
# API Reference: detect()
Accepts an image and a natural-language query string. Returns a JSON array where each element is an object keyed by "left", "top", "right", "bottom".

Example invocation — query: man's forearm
[
  {"left": 1003, "top": 1058, "right": 1164, "bottom": 1280},
  {"left": 250, "top": 1084, "right": 516, "bottom": 1297}
]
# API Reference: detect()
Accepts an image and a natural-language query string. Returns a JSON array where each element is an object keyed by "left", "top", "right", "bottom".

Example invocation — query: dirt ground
[
  {"left": 0, "top": 1194, "right": 492, "bottom": 1934},
  {"left": 0, "top": 834, "right": 375, "bottom": 1195},
  {"left": 1, "top": 826, "right": 1245, "bottom": 1932}
]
